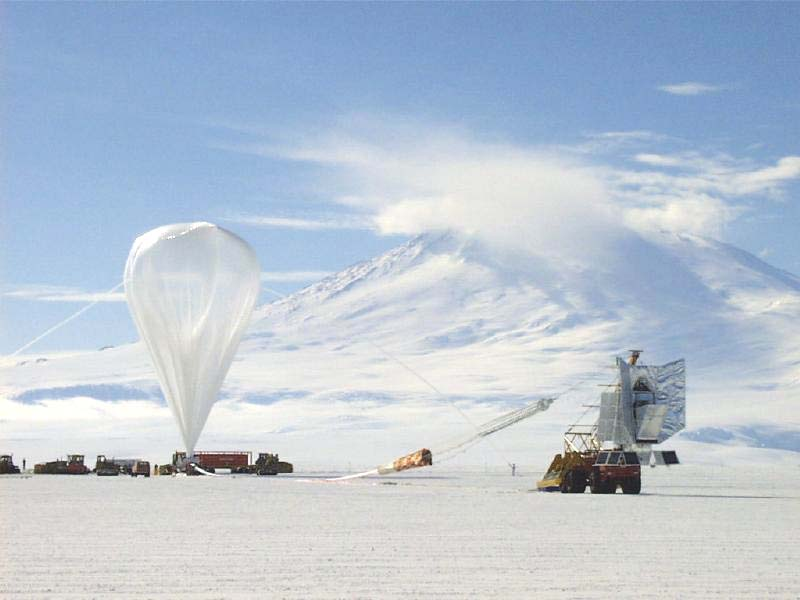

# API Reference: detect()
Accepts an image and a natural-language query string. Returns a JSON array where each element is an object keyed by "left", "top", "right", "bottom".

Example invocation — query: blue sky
[{"left": 2, "top": 3, "right": 799, "bottom": 354}]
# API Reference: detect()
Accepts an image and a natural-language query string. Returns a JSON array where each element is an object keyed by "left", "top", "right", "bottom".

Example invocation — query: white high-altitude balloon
[{"left": 124, "top": 222, "right": 260, "bottom": 457}]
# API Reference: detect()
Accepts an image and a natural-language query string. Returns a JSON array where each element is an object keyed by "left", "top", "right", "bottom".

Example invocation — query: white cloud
[
  {"left": 733, "top": 156, "right": 800, "bottom": 193},
  {"left": 623, "top": 193, "right": 742, "bottom": 238},
  {"left": 618, "top": 153, "right": 800, "bottom": 198},
  {"left": 657, "top": 82, "right": 724, "bottom": 96},
  {"left": 321, "top": 136, "right": 620, "bottom": 261},
  {"left": 588, "top": 130, "right": 662, "bottom": 141},
  {"left": 571, "top": 131, "right": 674, "bottom": 156},
  {"left": 633, "top": 153, "right": 685, "bottom": 168},
  {"left": 611, "top": 152, "right": 800, "bottom": 235},
  {"left": 3, "top": 285, "right": 125, "bottom": 303},
  {"left": 216, "top": 118, "right": 800, "bottom": 258},
  {"left": 224, "top": 213, "right": 375, "bottom": 231},
  {"left": 261, "top": 271, "right": 333, "bottom": 283}
]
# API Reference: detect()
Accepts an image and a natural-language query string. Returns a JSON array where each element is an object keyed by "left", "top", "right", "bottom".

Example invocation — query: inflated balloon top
[{"left": 124, "top": 222, "right": 260, "bottom": 457}]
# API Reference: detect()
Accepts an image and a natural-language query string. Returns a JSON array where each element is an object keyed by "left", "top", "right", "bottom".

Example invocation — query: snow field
[{"left": 2, "top": 466, "right": 799, "bottom": 599}]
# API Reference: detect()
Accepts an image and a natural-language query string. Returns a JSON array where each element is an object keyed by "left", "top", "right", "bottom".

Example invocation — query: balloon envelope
[{"left": 124, "top": 222, "right": 260, "bottom": 456}]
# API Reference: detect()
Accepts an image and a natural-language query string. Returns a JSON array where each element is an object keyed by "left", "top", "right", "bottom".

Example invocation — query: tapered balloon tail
[
  {"left": 189, "top": 463, "right": 221, "bottom": 477},
  {"left": 327, "top": 468, "right": 379, "bottom": 482}
]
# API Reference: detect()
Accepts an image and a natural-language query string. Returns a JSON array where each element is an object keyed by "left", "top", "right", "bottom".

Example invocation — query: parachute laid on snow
[{"left": 124, "top": 222, "right": 260, "bottom": 457}]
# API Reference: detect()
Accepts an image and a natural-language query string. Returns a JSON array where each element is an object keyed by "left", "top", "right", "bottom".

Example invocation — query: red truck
[
  {"left": 589, "top": 450, "right": 641, "bottom": 494},
  {"left": 173, "top": 451, "right": 251, "bottom": 474},
  {"left": 538, "top": 441, "right": 642, "bottom": 494}
]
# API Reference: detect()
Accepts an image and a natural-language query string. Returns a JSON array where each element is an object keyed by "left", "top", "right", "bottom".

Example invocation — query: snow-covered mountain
[{"left": 2, "top": 231, "right": 799, "bottom": 468}]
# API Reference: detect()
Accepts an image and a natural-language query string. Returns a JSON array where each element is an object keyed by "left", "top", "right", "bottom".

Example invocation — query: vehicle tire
[
  {"left": 572, "top": 472, "right": 587, "bottom": 494},
  {"left": 559, "top": 472, "right": 570, "bottom": 493},
  {"left": 591, "top": 472, "right": 612, "bottom": 494},
  {"left": 562, "top": 470, "right": 582, "bottom": 493},
  {"left": 622, "top": 476, "right": 641, "bottom": 494}
]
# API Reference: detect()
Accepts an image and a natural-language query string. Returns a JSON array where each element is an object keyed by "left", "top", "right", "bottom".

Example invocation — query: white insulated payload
[
  {"left": 537, "top": 351, "right": 685, "bottom": 493},
  {"left": 597, "top": 350, "right": 685, "bottom": 462}
]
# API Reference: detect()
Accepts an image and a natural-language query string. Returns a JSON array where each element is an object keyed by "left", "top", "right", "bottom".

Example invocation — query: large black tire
[
  {"left": 560, "top": 471, "right": 575, "bottom": 494},
  {"left": 622, "top": 476, "right": 641, "bottom": 494},
  {"left": 590, "top": 472, "right": 612, "bottom": 494},
  {"left": 571, "top": 471, "right": 587, "bottom": 494},
  {"left": 560, "top": 470, "right": 586, "bottom": 494}
]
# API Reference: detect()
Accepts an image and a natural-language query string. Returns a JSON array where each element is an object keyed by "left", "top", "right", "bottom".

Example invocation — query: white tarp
[{"left": 124, "top": 222, "right": 260, "bottom": 456}]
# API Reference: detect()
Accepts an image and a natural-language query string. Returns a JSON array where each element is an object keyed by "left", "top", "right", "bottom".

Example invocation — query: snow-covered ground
[{"left": 2, "top": 466, "right": 799, "bottom": 598}]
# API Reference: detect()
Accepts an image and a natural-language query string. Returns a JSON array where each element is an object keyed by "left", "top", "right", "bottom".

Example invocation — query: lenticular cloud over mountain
[{"left": 252, "top": 120, "right": 800, "bottom": 262}]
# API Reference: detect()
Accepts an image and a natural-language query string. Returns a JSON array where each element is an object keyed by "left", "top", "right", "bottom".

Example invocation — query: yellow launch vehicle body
[{"left": 536, "top": 452, "right": 590, "bottom": 492}]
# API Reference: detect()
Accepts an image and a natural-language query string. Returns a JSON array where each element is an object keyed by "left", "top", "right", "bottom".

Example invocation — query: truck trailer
[{"left": 169, "top": 450, "right": 293, "bottom": 476}]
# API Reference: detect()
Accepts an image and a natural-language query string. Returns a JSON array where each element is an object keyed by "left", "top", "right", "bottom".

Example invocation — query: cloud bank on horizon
[{"left": 223, "top": 118, "right": 800, "bottom": 263}]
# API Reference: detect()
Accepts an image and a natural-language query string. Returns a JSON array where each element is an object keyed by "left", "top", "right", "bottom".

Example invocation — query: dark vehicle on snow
[
  {"left": 0, "top": 455, "right": 21, "bottom": 475},
  {"left": 94, "top": 455, "right": 121, "bottom": 476},
  {"left": 130, "top": 461, "right": 151, "bottom": 477},
  {"left": 34, "top": 454, "right": 91, "bottom": 475}
]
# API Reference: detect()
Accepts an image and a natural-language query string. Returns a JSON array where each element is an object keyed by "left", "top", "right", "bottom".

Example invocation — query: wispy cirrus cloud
[
  {"left": 588, "top": 130, "right": 662, "bottom": 141},
  {"left": 633, "top": 153, "right": 685, "bottom": 168},
  {"left": 615, "top": 152, "right": 800, "bottom": 237},
  {"left": 624, "top": 153, "right": 800, "bottom": 197},
  {"left": 224, "top": 213, "right": 375, "bottom": 231},
  {"left": 582, "top": 130, "right": 668, "bottom": 146},
  {"left": 571, "top": 130, "right": 674, "bottom": 154},
  {"left": 657, "top": 82, "right": 725, "bottom": 96},
  {"left": 3, "top": 285, "right": 125, "bottom": 303}
]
